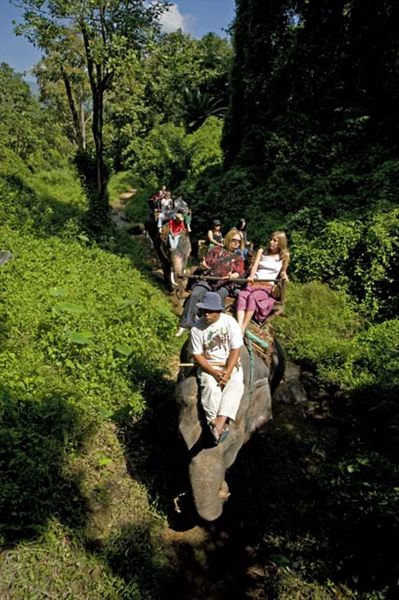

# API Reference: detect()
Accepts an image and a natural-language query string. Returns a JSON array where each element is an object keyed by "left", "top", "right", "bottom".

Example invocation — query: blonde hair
[
  {"left": 269, "top": 231, "right": 288, "bottom": 258},
  {"left": 224, "top": 228, "right": 244, "bottom": 251}
]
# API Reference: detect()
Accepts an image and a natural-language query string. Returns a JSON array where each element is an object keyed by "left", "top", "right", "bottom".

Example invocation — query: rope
[
  {"left": 245, "top": 329, "right": 270, "bottom": 350},
  {"left": 245, "top": 332, "right": 256, "bottom": 398}
]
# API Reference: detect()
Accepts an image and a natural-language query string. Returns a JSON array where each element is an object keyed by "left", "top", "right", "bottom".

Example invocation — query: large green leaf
[{"left": 53, "top": 302, "right": 86, "bottom": 314}]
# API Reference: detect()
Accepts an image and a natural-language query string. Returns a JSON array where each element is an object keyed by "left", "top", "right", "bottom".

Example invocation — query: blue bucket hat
[{"left": 197, "top": 292, "right": 224, "bottom": 312}]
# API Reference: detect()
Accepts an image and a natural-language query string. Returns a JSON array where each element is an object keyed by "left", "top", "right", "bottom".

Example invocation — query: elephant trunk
[
  {"left": 171, "top": 252, "right": 183, "bottom": 275},
  {"left": 189, "top": 449, "right": 227, "bottom": 521}
]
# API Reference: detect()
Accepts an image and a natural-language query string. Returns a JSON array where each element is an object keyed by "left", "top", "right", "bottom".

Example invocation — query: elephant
[
  {"left": 175, "top": 337, "right": 285, "bottom": 521},
  {"left": 158, "top": 229, "right": 191, "bottom": 295},
  {"left": 145, "top": 213, "right": 191, "bottom": 294}
]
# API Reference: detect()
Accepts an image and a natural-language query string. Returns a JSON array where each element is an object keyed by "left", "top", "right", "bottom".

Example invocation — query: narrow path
[{"left": 110, "top": 191, "right": 321, "bottom": 599}]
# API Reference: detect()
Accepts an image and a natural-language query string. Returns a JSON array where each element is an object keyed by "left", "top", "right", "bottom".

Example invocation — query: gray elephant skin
[
  {"left": 176, "top": 339, "right": 285, "bottom": 522},
  {"left": 158, "top": 231, "right": 191, "bottom": 294},
  {"left": 144, "top": 215, "right": 191, "bottom": 293}
]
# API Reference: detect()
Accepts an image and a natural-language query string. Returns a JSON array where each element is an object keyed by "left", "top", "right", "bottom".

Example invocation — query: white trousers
[{"left": 199, "top": 365, "right": 244, "bottom": 424}]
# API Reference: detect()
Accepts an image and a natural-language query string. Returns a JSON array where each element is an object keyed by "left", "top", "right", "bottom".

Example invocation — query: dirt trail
[{"left": 110, "top": 191, "right": 315, "bottom": 599}]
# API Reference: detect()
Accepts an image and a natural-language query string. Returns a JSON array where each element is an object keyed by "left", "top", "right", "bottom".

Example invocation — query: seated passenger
[
  {"left": 161, "top": 212, "right": 188, "bottom": 249},
  {"left": 157, "top": 191, "right": 174, "bottom": 230},
  {"left": 175, "top": 228, "right": 245, "bottom": 336},
  {"left": 236, "top": 231, "right": 290, "bottom": 332},
  {"left": 235, "top": 218, "right": 248, "bottom": 247},
  {"left": 148, "top": 185, "right": 167, "bottom": 212},
  {"left": 207, "top": 219, "right": 224, "bottom": 248},
  {"left": 190, "top": 291, "right": 244, "bottom": 444},
  {"left": 235, "top": 218, "right": 253, "bottom": 260},
  {"left": 174, "top": 196, "right": 192, "bottom": 232}
]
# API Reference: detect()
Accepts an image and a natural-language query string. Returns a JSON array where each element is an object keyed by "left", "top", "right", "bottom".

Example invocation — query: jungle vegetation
[{"left": 0, "top": 0, "right": 398, "bottom": 598}]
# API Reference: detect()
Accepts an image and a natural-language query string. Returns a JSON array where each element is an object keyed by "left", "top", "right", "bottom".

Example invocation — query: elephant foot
[{"left": 218, "top": 481, "right": 230, "bottom": 500}]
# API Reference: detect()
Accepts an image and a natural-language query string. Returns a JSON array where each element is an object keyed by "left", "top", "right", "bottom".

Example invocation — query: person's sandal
[
  {"left": 175, "top": 327, "right": 187, "bottom": 337},
  {"left": 218, "top": 427, "right": 229, "bottom": 444}
]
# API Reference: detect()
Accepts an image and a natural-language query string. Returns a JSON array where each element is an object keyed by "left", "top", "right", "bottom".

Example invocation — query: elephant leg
[
  {"left": 157, "top": 244, "right": 174, "bottom": 292},
  {"left": 269, "top": 338, "right": 286, "bottom": 394}
]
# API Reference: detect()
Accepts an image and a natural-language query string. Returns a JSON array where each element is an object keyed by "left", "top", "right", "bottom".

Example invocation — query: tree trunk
[
  {"left": 61, "top": 67, "right": 84, "bottom": 152},
  {"left": 80, "top": 22, "right": 110, "bottom": 232},
  {"left": 90, "top": 85, "right": 110, "bottom": 228}
]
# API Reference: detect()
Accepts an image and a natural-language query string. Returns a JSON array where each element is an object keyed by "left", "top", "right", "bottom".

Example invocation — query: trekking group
[{"left": 147, "top": 185, "right": 290, "bottom": 446}]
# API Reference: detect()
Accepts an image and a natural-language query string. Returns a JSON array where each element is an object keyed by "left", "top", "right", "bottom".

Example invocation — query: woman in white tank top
[{"left": 236, "top": 231, "right": 290, "bottom": 331}]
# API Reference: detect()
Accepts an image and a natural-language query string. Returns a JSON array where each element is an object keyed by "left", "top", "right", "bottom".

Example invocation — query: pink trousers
[{"left": 236, "top": 286, "right": 275, "bottom": 324}]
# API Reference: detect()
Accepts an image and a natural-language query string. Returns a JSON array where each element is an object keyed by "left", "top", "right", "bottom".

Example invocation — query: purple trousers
[{"left": 236, "top": 286, "right": 275, "bottom": 324}]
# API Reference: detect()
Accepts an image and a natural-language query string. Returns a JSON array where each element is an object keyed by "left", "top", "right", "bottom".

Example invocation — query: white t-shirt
[
  {"left": 189, "top": 313, "right": 243, "bottom": 365},
  {"left": 256, "top": 253, "right": 282, "bottom": 282}
]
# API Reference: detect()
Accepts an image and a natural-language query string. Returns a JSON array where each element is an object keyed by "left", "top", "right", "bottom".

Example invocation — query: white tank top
[{"left": 255, "top": 253, "right": 282, "bottom": 282}]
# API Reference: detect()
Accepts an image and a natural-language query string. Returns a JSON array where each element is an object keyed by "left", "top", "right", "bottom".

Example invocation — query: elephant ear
[
  {"left": 176, "top": 376, "right": 202, "bottom": 450},
  {"left": 237, "top": 344, "right": 272, "bottom": 434}
]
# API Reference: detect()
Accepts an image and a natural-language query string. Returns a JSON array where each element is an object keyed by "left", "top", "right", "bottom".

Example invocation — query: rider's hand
[
  {"left": 229, "top": 272, "right": 239, "bottom": 280},
  {"left": 219, "top": 370, "right": 231, "bottom": 386},
  {"left": 212, "top": 369, "right": 223, "bottom": 383}
]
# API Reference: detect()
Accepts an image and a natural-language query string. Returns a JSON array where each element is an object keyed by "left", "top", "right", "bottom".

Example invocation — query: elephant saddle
[{"left": 244, "top": 321, "right": 274, "bottom": 366}]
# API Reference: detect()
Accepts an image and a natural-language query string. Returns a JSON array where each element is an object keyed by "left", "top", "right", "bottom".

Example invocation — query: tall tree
[
  {"left": 222, "top": 0, "right": 291, "bottom": 169},
  {"left": 15, "top": 0, "right": 168, "bottom": 231},
  {"left": 32, "top": 30, "right": 91, "bottom": 152}
]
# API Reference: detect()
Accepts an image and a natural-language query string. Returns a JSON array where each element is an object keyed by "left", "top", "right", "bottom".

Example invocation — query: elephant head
[{"left": 176, "top": 339, "right": 285, "bottom": 521}]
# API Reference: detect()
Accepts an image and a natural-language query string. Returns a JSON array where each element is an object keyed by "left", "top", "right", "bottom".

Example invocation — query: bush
[
  {"left": 0, "top": 154, "right": 86, "bottom": 237},
  {"left": 273, "top": 281, "right": 359, "bottom": 371},
  {"left": 288, "top": 208, "right": 399, "bottom": 321},
  {"left": 125, "top": 122, "right": 189, "bottom": 189},
  {"left": 185, "top": 116, "right": 223, "bottom": 181},
  {"left": 0, "top": 229, "right": 177, "bottom": 419}
]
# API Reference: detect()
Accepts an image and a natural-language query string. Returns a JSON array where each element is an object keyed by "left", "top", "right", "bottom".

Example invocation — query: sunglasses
[{"left": 231, "top": 238, "right": 241, "bottom": 243}]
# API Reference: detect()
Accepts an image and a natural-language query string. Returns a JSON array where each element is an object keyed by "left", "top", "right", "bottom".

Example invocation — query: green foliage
[
  {"left": 180, "top": 88, "right": 226, "bottom": 132},
  {"left": 348, "top": 320, "right": 399, "bottom": 388},
  {"left": 0, "top": 63, "right": 72, "bottom": 164},
  {"left": 124, "top": 185, "right": 153, "bottom": 223},
  {"left": 273, "top": 281, "right": 359, "bottom": 376},
  {"left": 0, "top": 392, "right": 89, "bottom": 540},
  {"left": 289, "top": 208, "right": 399, "bottom": 320},
  {"left": 0, "top": 517, "right": 172, "bottom": 598},
  {"left": 274, "top": 282, "right": 399, "bottom": 393},
  {"left": 126, "top": 122, "right": 189, "bottom": 188},
  {"left": 316, "top": 449, "right": 399, "bottom": 593},
  {"left": 0, "top": 230, "right": 176, "bottom": 420},
  {"left": 0, "top": 158, "right": 86, "bottom": 237},
  {"left": 185, "top": 116, "right": 223, "bottom": 180},
  {"left": 143, "top": 31, "right": 232, "bottom": 127},
  {"left": 107, "top": 170, "right": 136, "bottom": 205}
]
